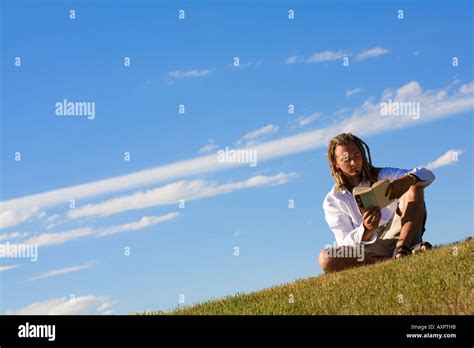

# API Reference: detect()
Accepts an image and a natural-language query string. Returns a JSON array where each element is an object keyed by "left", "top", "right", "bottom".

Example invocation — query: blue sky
[{"left": 0, "top": 0, "right": 472, "bottom": 314}]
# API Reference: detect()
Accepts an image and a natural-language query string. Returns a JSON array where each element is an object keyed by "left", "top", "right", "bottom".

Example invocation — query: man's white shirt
[{"left": 323, "top": 167, "right": 435, "bottom": 247}]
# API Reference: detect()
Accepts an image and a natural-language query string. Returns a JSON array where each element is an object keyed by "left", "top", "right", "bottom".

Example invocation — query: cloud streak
[
  {"left": 298, "top": 112, "right": 323, "bottom": 127},
  {"left": 236, "top": 124, "right": 279, "bottom": 146},
  {"left": 5, "top": 295, "right": 116, "bottom": 315},
  {"left": 23, "top": 227, "right": 95, "bottom": 247},
  {"left": 425, "top": 149, "right": 464, "bottom": 170},
  {"left": 96, "top": 213, "right": 181, "bottom": 237},
  {"left": 286, "top": 50, "right": 347, "bottom": 64},
  {"left": 28, "top": 262, "right": 94, "bottom": 281},
  {"left": 355, "top": 47, "right": 389, "bottom": 61},
  {"left": 346, "top": 88, "right": 362, "bottom": 97},
  {"left": 0, "top": 265, "right": 21, "bottom": 273},
  {"left": 286, "top": 47, "right": 389, "bottom": 64},
  {"left": 198, "top": 139, "right": 219, "bottom": 154},
  {"left": 307, "top": 50, "right": 347, "bottom": 63},
  {"left": 0, "top": 208, "right": 44, "bottom": 230},
  {"left": 22, "top": 213, "right": 180, "bottom": 247},
  {"left": 168, "top": 69, "right": 212, "bottom": 78},
  {"left": 0, "top": 231, "right": 28, "bottom": 241},
  {"left": 69, "top": 172, "right": 298, "bottom": 219}
]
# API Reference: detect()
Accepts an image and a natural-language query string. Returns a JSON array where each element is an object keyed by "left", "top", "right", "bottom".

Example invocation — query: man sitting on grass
[{"left": 319, "top": 132, "right": 436, "bottom": 273}]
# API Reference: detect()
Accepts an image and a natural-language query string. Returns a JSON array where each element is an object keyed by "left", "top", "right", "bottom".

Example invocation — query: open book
[{"left": 353, "top": 179, "right": 394, "bottom": 214}]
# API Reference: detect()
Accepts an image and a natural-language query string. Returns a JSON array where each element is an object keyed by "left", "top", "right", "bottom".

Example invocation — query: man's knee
[
  {"left": 404, "top": 185, "right": 425, "bottom": 203},
  {"left": 318, "top": 248, "right": 333, "bottom": 272}
]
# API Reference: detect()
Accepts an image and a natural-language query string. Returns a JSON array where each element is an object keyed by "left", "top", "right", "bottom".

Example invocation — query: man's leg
[
  {"left": 318, "top": 247, "right": 388, "bottom": 273},
  {"left": 395, "top": 185, "right": 428, "bottom": 258}
]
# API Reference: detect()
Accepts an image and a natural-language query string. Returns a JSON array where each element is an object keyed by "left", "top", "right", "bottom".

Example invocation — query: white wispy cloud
[
  {"left": 69, "top": 172, "right": 298, "bottom": 219},
  {"left": 198, "top": 139, "right": 219, "bottom": 154},
  {"left": 425, "top": 150, "right": 465, "bottom": 170},
  {"left": 297, "top": 112, "right": 323, "bottom": 127},
  {"left": 28, "top": 262, "right": 94, "bottom": 281},
  {"left": 44, "top": 214, "right": 66, "bottom": 230},
  {"left": 307, "top": 50, "right": 347, "bottom": 63},
  {"left": 22, "top": 227, "right": 95, "bottom": 247},
  {"left": 355, "top": 47, "right": 389, "bottom": 61},
  {"left": 285, "top": 55, "right": 305, "bottom": 64},
  {"left": 236, "top": 124, "right": 279, "bottom": 146},
  {"left": 5, "top": 295, "right": 117, "bottom": 315},
  {"left": 97, "top": 301, "right": 115, "bottom": 315},
  {"left": 459, "top": 82, "right": 474, "bottom": 94},
  {"left": 0, "top": 265, "right": 21, "bottom": 273},
  {"left": 0, "top": 207, "right": 44, "bottom": 230},
  {"left": 45, "top": 219, "right": 67, "bottom": 231},
  {"left": 346, "top": 88, "right": 363, "bottom": 97},
  {"left": 289, "top": 112, "right": 323, "bottom": 128},
  {"left": 286, "top": 50, "right": 347, "bottom": 64},
  {"left": 286, "top": 47, "right": 389, "bottom": 64},
  {"left": 168, "top": 69, "right": 212, "bottom": 78},
  {"left": 333, "top": 107, "right": 352, "bottom": 117},
  {"left": 1, "top": 80, "right": 472, "bottom": 227},
  {"left": 96, "top": 213, "right": 181, "bottom": 237},
  {"left": 0, "top": 231, "right": 28, "bottom": 241},
  {"left": 45, "top": 214, "right": 61, "bottom": 224},
  {"left": 22, "top": 212, "right": 180, "bottom": 247}
]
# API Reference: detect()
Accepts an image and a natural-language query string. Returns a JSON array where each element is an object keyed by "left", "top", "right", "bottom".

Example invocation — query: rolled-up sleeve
[
  {"left": 409, "top": 167, "right": 436, "bottom": 187},
  {"left": 323, "top": 194, "right": 377, "bottom": 247}
]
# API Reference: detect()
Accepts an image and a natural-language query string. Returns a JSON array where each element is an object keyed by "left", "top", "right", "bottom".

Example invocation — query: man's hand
[
  {"left": 362, "top": 206, "right": 381, "bottom": 234},
  {"left": 385, "top": 175, "right": 413, "bottom": 200}
]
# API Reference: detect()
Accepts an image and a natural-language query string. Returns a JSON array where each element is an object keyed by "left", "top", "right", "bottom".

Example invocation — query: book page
[
  {"left": 358, "top": 191, "right": 378, "bottom": 210},
  {"left": 372, "top": 179, "right": 392, "bottom": 208}
]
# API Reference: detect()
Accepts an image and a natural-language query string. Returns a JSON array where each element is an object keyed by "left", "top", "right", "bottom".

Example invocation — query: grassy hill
[{"left": 136, "top": 238, "right": 473, "bottom": 315}]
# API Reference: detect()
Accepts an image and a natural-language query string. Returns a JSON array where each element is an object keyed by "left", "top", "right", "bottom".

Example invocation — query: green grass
[{"left": 135, "top": 238, "right": 473, "bottom": 315}]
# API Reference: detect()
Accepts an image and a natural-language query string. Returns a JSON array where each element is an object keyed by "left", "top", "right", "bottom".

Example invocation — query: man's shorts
[{"left": 363, "top": 203, "right": 427, "bottom": 258}]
